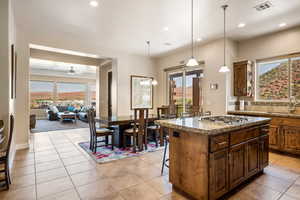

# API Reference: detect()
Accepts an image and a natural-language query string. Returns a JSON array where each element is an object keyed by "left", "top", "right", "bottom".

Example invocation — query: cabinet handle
[
  {"left": 217, "top": 141, "right": 227, "bottom": 146},
  {"left": 173, "top": 131, "right": 180, "bottom": 138}
]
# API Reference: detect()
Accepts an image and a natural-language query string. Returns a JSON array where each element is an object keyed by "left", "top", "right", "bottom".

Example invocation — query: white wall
[
  {"left": 0, "top": 0, "right": 18, "bottom": 166},
  {"left": 13, "top": 26, "right": 158, "bottom": 148},
  {"left": 155, "top": 39, "right": 238, "bottom": 115},
  {"left": 238, "top": 26, "right": 300, "bottom": 61}
]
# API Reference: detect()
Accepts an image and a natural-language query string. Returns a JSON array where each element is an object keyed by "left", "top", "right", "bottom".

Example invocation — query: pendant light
[
  {"left": 146, "top": 40, "right": 158, "bottom": 86},
  {"left": 219, "top": 4, "right": 230, "bottom": 73},
  {"left": 186, "top": 0, "right": 199, "bottom": 67}
]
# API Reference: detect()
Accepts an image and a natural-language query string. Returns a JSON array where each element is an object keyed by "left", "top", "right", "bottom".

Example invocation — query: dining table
[{"left": 95, "top": 114, "right": 163, "bottom": 148}]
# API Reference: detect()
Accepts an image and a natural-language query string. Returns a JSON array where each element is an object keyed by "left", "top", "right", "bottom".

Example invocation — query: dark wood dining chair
[
  {"left": 0, "top": 115, "right": 14, "bottom": 190},
  {"left": 124, "top": 108, "right": 149, "bottom": 152},
  {"left": 147, "top": 106, "right": 169, "bottom": 147},
  {"left": 87, "top": 109, "right": 114, "bottom": 153}
]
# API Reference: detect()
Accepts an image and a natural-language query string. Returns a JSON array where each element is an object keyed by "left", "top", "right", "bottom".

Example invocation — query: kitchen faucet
[{"left": 288, "top": 96, "right": 299, "bottom": 113}]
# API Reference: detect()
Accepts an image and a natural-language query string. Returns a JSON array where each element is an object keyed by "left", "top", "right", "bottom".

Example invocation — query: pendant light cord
[
  {"left": 222, "top": 5, "right": 228, "bottom": 67},
  {"left": 146, "top": 41, "right": 150, "bottom": 57},
  {"left": 191, "top": 0, "right": 194, "bottom": 57}
]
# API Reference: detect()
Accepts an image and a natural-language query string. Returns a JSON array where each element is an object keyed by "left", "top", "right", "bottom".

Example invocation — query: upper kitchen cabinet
[{"left": 233, "top": 61, "right": 253, "bottom": 97}]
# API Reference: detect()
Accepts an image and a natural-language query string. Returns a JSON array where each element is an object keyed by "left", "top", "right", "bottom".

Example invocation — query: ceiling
[
  {"left": 30, "top": 58, "right": 97, "bottom": 79},
  {"left": 14, "top": 0, "right": 300, "bottom": 57}
]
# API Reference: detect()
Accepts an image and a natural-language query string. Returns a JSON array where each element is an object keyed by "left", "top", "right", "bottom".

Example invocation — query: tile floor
[{"left": 0, "top": 128, "right": 300, "bottom": 200}]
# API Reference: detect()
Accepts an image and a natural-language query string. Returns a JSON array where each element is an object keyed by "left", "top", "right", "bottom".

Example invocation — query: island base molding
[{"left": 166, "top": 124, "right": 270, "bottom": 200}]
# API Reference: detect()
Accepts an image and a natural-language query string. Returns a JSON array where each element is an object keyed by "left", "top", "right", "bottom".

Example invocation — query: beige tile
[
  {"left": 61, "top": 155, "right": 87, "bottom": 166},
  {"left": 70, "top": 169, "right": 101, "bottom": 187},
  {"left": 108, "top": 174, "right": 144, "bottom": 191},
  {"left": 96, "top": 163, "right": 129, "bottom": 178},
  {"left": 273, "top": 156, "right": 300, "bottom": 173},
  {"left": 13, "top": 159, "right": 35, "bottom": 168},
  {"left": 58, "top": 151, "right": 82, "bottom": 159},
  {"left": 36, "top": 167, "right": 68, "bottom": 184},
  {"left": 36, "top": 177, "right": 74, "bottom": 198},
  {"left": 130, "top": 165, "right": 161, "bottom": 181},
  {"left": 280, "top": 194, "right": 300, "bottom": 200},
  {"left": 146, "top": 176, "right": 172, "bottom": 195},
  {"left": 92, "top": 193, "right": 125, "bottom": 200},
  {"left": 77, "top": 178, "right": 116, "bottom": 199},
  {"left": 264, "top": 165, "right": 300, "bottom": 182},
  {"left": 35, "top": 154, "right": 60, "bottom": 164},
  {"left": 35, "top": 160, "right": 64, "bottom": 173},
  {"left": 10, "top": 173, "right": 35, "bottom": 190},
  {"left": 286, "top": 184, "right": 300, "bottom": 199},
  {"left": 119, "top": 182, "right": 162, "bottom": 200},
  {"left": 236, "top": 182, "right": 282, "bottom": 200},
  {"left": 38, "top": 188, "right": 80, "bottom": 200},
  {"left": 159, "top": 191, "right": 189, "bottom": 200},
  {"left": 66, "top": 161, "right": 96, "bottom": 175},
  {"left": 0, "top": 185, "right": 36, "bottom": 200},
  {"left": 254, "top": 173, "right": 294, "bottom": 192},
  {"left": 12, "top": 165, "right": 35, "bottom": 177}
]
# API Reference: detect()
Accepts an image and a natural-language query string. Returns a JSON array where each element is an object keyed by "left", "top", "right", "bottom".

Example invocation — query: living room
[{"left": 29, "top": 46, "right": 114, "bottom": 133}]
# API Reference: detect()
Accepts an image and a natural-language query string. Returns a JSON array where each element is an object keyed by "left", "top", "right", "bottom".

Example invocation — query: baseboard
[{"left": 16, "top": 143, "right": 30, "bottom": 150}]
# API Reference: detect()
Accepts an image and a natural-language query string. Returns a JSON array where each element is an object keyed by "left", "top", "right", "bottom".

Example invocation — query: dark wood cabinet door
[
  {"left": 269, "top": 125, "right": 280, "bottom": 149},
  {"left": 209, "top": 149, "right": 228, "bottom": 200},
  {"left": 233, "top": 63, "right": 247, "bottom": 96},
  {"left": 246, "top": 138, "right": 260, "bottom": 177},
  {"left": 229, "top": 143, "right": 246, "bottom": 189},
  {"left": 282, "top": 126, "right": 300, "bottom": 153},
  {"left": 260, "top": 135, "right": 269, "bottom": 169}
]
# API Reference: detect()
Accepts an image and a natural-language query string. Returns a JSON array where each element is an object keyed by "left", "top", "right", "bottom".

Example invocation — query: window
[
  {"left": 30, "top": 81, "right": 54, "bottom": 109},
  {"left": 291, "top": 57, "right": 300, "bottom": 99},
  {"left": 256, "top": 54, "right": 300, "bottom": 101},
  {"left": 56, "top": 82, "right": 87, "bottom": 106}
]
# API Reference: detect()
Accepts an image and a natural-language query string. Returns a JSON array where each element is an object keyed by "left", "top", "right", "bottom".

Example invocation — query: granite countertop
[
  {"left": 228, "top": 110, "right": 300, "bottom": 119},
  {"left": 155, "top": 115, "right": 271, "bottom": 136}
]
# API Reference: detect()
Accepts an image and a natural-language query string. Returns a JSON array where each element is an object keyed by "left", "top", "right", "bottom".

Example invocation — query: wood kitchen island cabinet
[{"left": 156, "top": 116, "right": 271, "bottom": 200}]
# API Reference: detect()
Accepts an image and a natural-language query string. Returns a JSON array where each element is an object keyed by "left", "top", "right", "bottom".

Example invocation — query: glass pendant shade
[
  {"left": 219, "top": 65, "right": 230, "bottom": 73},
  {"left": 186, "top": 57, "right": 199, "bottom": 67}
]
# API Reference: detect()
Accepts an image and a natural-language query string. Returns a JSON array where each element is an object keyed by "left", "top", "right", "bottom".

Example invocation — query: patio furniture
[
  {"left": 30, "top": 114, "right": 36, "bottom": 129},
  {"left": 57, "top": 112, "right": 77, "bottom": 123}
]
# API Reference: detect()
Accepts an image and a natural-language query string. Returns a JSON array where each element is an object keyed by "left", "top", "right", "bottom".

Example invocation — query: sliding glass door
[{"left": 168, "top": 69, "right": 203, "bottom": 115}]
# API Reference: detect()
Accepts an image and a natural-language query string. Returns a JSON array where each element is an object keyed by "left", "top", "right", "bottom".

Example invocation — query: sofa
[{"left": 77, "top": 106, "right": 90, "bottom": 122}]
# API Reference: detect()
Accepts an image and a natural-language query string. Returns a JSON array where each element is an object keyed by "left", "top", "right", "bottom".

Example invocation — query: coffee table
[{"left": 57, "top": 112, "right": 77, "bottom": 123}]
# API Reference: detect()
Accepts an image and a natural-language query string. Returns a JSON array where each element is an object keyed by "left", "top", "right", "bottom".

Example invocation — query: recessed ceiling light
[
  {"left": 196, "top": 38, "right": 202, "bottom": 42},
  {"left": 238, "top": 23, "right": 246, "bottom": 28},
  {"left": 89, "top": 1, "right": 99, "bottom": 7},
  {"left": 163, "top": 27, "right": 169, "bottom": 31},
  {"left": 279, "top": 23, "right": 287, "bottom": 27}
]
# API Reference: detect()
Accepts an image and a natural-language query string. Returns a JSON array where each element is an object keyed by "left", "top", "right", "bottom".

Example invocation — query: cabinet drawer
[
  {"left": 210, "top": 134, "right": 229, "bottom": 152},
  {"left": 230, "top": 127, "right": 260, "bottom": 146}
]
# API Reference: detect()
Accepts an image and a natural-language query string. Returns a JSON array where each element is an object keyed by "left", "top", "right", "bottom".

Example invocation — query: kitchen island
[{"left": 156, "top": 116, "right": 271, "bottom": 200}]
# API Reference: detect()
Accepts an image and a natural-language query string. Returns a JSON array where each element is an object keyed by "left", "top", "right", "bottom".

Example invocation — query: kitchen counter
[
  {"left": 228, "top": 110, "right": 300, "bottom": 119},
  {"left": 156, "top": 115, "right": 271, "bottom": 136},
  {"left": 158, "top": 116, "right": 270, "bottom": 200}
]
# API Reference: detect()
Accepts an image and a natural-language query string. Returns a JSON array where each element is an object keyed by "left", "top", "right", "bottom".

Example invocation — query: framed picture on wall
[
  {"left": 14, "top": 53, "right": 17, "bottom": 98},
  {"left": 130, "top": 75, "right": 153, "bottom": 110},
  {"left": 10, "top": 44, "right": 15, "bottom": 99}
]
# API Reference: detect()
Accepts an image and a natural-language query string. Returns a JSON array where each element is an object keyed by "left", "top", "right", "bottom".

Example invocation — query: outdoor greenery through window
[{"left": 257, "top": 55, "right": 300, "bottom": 101}]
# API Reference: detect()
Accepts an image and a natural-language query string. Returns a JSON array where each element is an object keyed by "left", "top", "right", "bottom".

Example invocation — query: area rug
[{"left": 79, "top": 141, "right": 163, "bottom": 164}]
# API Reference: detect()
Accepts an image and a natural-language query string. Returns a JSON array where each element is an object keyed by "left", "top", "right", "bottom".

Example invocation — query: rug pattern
[{"left": 79, "top": 141, "right": 163, "bottom": 163}]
